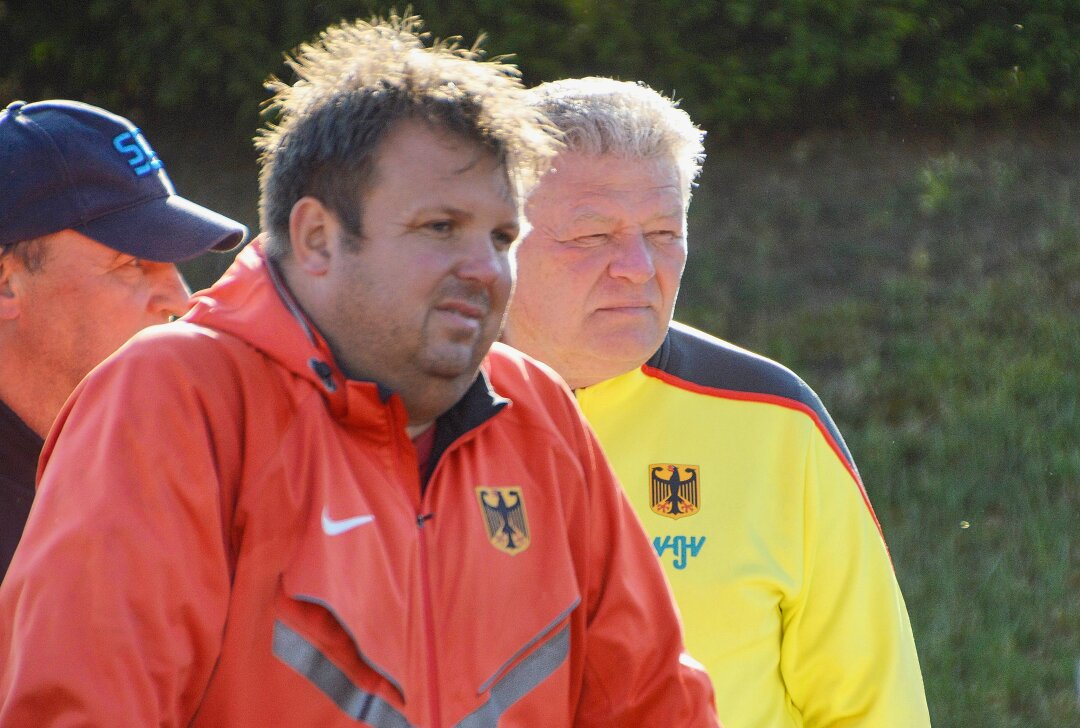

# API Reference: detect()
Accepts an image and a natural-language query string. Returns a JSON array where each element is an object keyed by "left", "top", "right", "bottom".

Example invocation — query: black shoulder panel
[
  {"left": 646, "top": 322, "right": 859, "bottom": 474},
  {"left": 425, "top": 370, "right": 508, "bottom": 485},
  {"left": 649, "top": 322, "right": 805, "bottom": 401}
]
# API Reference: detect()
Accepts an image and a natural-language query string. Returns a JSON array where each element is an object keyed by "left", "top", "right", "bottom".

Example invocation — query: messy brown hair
[{"left": 255, "top": 13, "right": 558, "bottom": 259}]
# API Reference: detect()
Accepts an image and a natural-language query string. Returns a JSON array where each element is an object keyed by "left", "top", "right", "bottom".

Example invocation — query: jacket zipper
[
  {"left": 417, "top": 514, "right": 442, "bottom": 728},
  {"left": 396, "top": 398, "right": 443, "bottom": 728},
  {"left": 408, "top": 392, "right": 505, "bottom": 727}
]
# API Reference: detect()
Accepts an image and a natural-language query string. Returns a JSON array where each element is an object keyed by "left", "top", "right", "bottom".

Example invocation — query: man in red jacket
[{"left": 0, "top": 15, "right": 719, "bottom": 727}]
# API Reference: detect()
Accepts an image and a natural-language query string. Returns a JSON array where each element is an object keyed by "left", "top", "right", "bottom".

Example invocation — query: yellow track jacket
[{"left": 575, "top": 321, "right": 931, "bottom": 728}]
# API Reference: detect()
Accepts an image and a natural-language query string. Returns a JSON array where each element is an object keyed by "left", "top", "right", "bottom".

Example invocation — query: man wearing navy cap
[{"left": 0, "top": 99, "right": 247, "bottom": 580}]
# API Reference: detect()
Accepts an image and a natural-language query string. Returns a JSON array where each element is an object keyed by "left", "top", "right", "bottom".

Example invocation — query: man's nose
[
  {"left": 150, "top": 264, "right": 192, "bottom": 319},
  {"left": 455, "top": 232, "right": 509, "bottom": 285},
  {"left": 608, "top": 231, "right": 656, "bottom": 283}
]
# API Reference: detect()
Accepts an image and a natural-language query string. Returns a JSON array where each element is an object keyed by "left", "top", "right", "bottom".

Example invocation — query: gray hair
[
  {"left": 255, "top": 13, "right": 559, "bottom": 260},
  {"left": 526, "top": 77, "right": 705, "bottom": 204},
  {"left": 0, "top": 237, "right": 48, "bottom": 273}
]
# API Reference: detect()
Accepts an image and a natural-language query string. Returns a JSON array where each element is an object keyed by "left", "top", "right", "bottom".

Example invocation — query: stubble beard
[{"left": 417, "top": 317, "right": 493, "bottom": 381}]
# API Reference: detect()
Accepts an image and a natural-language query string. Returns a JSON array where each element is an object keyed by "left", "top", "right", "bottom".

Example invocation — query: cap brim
[{"left": 78, "top": 194, "right": 249, "bottom": 263}]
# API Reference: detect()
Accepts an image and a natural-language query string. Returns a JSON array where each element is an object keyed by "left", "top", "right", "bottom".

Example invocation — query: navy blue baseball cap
[{"left": 0, "top": 99, "right": 247, "bottom": 261}]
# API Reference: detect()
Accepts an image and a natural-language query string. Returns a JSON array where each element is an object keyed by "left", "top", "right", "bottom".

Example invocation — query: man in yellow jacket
[{"left": 504, "top": 76, "right": 931, "bottom": 727}]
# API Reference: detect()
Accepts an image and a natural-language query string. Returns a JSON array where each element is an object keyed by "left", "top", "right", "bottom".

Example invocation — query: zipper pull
[{"left": 308, "top": 358, "right": 337, "bottom": 392}]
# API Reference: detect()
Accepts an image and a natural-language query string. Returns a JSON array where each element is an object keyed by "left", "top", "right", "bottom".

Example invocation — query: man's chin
[
  {"left": 590, "top": 326, "right": 665, "bottom": 362},
  {"left": 420, "top": 344, "right": 487, "bottom": 382},
  {"left": 403, "top": 363, "right": 484, "bottom": 425}
]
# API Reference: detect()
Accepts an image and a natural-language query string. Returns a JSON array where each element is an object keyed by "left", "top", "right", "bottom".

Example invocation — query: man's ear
[
  {"left": 288, "top": 196, "right": 338, "bottom": 276},
  {"left": 0, "top": 254, "right": 22, "bottom": 321}
]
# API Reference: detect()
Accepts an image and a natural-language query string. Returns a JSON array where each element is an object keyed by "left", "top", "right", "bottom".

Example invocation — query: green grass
[
  {"left": 169, "top": 117, "right": 1080, "bottom": 725},
  {"left": 681, "top": 121, "right": 1080, "bottom": 726}
]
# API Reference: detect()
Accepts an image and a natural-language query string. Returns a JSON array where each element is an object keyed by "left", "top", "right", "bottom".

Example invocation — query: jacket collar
[
  {"left": 643, "top": 326, "right": 674, "bottom": 371},
  {"left": 185, "top": 239, "right": 506, "bottom": 438}
]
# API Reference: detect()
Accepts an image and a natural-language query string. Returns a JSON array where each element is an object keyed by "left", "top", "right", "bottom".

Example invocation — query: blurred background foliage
[
  {"left": 3, "top": 1, "right": 1080, "bottom": 132},
  {"left": 3, "top": 2, "right": 1079, "bottom": 725}
]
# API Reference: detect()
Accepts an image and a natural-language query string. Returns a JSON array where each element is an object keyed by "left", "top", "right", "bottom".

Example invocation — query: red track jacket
[{"left": 0, "top": 243, "right": 718, "bottom": 727}]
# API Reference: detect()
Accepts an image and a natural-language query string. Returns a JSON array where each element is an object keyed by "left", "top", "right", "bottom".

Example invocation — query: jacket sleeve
[
  {"left": 0, "top": 331, "right": 240, "bottom": 727},
  {"left": 564, "top": 397, "right": 721, "bottom": 727},
  {"left": 780, "top": 408, "right": 931, "bottom": 727}
]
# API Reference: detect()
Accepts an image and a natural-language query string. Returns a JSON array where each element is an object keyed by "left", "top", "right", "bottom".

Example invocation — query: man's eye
[
  {"left": 572, "top": 234, "right": 609, "bottom": 247},
  {"left": 646, "top": 231, "right": 680, "bottom": 244},
  {"left": 427, "top": 221, "right": 453, "bottom": 235},
  {"left": 492, "top": 230, "right": 517, "bottom": 250}
]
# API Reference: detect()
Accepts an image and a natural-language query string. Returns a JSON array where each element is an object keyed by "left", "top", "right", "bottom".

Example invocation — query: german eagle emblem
[
  {"left": 649, "top": 464, "right": 700, "bottom": 520},
  {"left": 476, "top": 487, "right": 531, "bottom": 555}
]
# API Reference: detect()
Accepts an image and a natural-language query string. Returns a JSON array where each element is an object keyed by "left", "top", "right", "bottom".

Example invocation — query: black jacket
[{"left": 0, "top": 398, "right": 41, "bottom": 581}]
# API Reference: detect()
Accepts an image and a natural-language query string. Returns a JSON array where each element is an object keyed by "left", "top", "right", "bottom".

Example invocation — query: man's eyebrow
[
  {"left": 408, "top": 206, "right": 519, "bottom": 232},
  {"left": 408, "top": 205, "right": 473, "bottom": 222},
  {"left": 562, "top": 207, "right": 683, "bottom": 227},
  {"left": 441, "top": 205, "right": 470, "bottom": 217}
]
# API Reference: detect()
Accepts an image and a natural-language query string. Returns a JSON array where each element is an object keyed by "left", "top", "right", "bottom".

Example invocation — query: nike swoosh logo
[{"left": 321, "top": 507, "right": 376, "bottom": 536}]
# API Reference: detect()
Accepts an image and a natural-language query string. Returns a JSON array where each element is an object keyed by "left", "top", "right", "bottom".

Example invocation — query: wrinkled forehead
[
  {"left": 365, "top": 119, "right": 523, "bottom": 227},
  {"left": 552, "top": 140, "right": 690, "bottom": 196},
  {"left": 374, "top": 118, "right": 517, "bottom": 191},
  {"left": 528, "top": 151, "right": 685, "bottom": 225}
]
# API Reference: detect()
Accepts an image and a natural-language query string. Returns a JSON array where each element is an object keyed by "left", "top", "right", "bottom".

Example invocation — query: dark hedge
[{"left": 2, "top": 1, "right": 1078, "bottom": 135}]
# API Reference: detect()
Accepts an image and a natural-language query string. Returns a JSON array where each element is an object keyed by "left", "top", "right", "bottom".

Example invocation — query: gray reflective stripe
[
  {"left": 273, "top": 621, "right": 415, "bottom": 727},
  {"left": 478, "top": 599, "right": 579, "bottom": 694},
  {"left": 292, "top": 594, "right": 404, "bottom": 699},
  {"left": 454, "top": 623, "right": 571, "bottom": 728}
]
